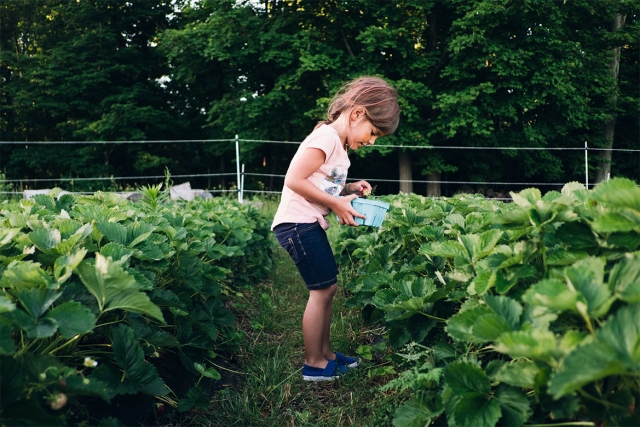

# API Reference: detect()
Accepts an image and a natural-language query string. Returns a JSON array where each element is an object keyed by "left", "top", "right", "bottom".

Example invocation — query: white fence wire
[{"left": 1, "top": 137, "right": 638, "bottom": 201}]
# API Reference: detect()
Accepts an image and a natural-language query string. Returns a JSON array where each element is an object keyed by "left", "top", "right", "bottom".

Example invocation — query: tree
[
  {"left": 0, "top": 0, "right": 195, "bottom": 189},
  {"left": 2, "top": 0, "right": 637, "bottom": 194}
]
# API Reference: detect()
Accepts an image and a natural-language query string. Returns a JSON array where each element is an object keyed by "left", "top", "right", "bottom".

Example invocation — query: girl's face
[{"left": 345, "top": 110, "right": 383, "bottom": 151}]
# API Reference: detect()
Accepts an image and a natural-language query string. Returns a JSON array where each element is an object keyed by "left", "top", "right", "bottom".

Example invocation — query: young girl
[{"left": 271, "top": 76, "right": 400, "bottom": 381}]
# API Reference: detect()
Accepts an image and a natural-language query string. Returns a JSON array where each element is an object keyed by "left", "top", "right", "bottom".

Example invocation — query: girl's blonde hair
[{"left": 317, "top": 76, "right": 401, "bottom": 135}]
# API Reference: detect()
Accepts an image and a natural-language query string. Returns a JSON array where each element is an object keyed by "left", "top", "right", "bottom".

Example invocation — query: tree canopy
[{"left": 1, "top": 0, "right": 638, "bottom": 195}]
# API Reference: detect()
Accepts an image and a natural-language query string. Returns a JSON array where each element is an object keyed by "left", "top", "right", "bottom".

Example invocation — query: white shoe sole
[{"left": 302, "top": 375, "right": 339, "bottom": 381}]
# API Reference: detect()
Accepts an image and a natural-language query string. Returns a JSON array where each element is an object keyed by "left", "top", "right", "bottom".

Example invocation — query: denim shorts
[{"left": 273, "top": 222, "right": 338, "bottom": 290}]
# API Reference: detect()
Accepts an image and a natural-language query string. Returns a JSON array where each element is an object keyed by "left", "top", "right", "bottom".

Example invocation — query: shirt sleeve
[{"left": 305, "top": 128, "right": 336, "bottom": 160}]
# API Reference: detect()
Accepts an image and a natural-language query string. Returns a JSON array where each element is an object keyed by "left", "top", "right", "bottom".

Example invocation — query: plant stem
[
  {"left": 418, "top": 311, "right": 447, "bottom": 322},
  {"left": 265, "top": 367, "right": 302, "bottom": 395},
  {"left": 15, "top": 337, "right": 39, "bottom": 357},
  {"left": 578, "top": 388, "right": 628, "bottom": 411},
  {"left": 206, "top": 359, "right": 246, "bottom": 375},
  {"left": 40, "top": 336, "right": 64, "bottom": 354},
  {"left": 48, "top": 334, "right": 81, "bottom": 355}
]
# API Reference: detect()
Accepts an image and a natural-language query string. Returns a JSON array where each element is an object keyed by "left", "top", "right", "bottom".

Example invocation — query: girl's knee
[{"left": 310, "top": 282, "right": 337, "bottom": 300}]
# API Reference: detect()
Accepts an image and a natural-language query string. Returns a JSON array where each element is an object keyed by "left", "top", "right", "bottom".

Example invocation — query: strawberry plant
[
  {"left": 0, "top": 189, "right": 273, "bottom": 425},
  {"left": 336, "top": 179, "right": 640, "bottom": 427}
]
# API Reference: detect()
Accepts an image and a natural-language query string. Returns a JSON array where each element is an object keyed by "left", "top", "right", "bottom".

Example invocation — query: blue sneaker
[
  {"left": 302, "top": 360, "right": 346, "bottom": 382},
  {"left": 334, "top": 352, "right": 360, "bottom": 369}
]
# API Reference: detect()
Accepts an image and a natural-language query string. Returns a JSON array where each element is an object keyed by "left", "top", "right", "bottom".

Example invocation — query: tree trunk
[
  {"left": 219, "top": 156, "right": 226, "bottom": 189},
  {"left": 398, "top": 151, "right": 413, "bottom": 194},
  {"left": 426, "top": 172, "right": 441, "bottom": 197},
  {"left": 594, "top": 13, "right": 626, "bottom": 184}
]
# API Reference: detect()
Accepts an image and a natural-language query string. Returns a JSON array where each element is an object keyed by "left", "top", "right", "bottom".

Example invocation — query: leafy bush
[
  {"left": 336, "top": 178, "right": 640, "bottom": 427},
  {"left": 0, "top": 189, "right": 272, "bottom": 425}
]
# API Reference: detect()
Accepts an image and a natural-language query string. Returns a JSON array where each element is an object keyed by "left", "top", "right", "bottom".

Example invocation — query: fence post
[
  {"left": 240, "top": 164, "right": 245, "bottom": 203},
  {"left": 584, "top": 141, "right": 589, "bottom": 189},
  {"left": 235, "top": 134, "right": 241, "bottom": 203}
]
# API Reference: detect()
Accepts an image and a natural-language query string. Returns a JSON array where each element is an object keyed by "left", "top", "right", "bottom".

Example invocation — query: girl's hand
[
  {"left": 334, "top": 194, "right": 365, "bottom": 226},
  {"left": 345, "top": 180, "right": 372, "bottom": 197}
]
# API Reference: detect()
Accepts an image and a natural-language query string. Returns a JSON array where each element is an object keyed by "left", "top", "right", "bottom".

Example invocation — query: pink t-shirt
[{"left": 272, "top": 125, "right": 350, "bottom": 230}]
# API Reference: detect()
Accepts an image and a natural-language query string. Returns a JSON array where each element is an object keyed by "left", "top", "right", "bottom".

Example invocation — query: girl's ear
[{"left": 350, "top": 106, "right": 366, "bottom": 121}]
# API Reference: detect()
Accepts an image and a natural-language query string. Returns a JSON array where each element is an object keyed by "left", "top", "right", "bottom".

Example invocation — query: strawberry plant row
[
  {"left": 0, "top": 188, "right": 273, "bottom": 426},
  {"left": 336, "top": 178, "right": 639, "bottom": 427}
]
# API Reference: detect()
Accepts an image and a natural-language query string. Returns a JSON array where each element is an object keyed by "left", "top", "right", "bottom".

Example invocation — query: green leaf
[
  {"left": 592, "top": 303, "right": 640, "bottom": 370},
  {"left": 106, "top": 289, "right": 165, "bottom": 323},
  {"left": 0, "top": 324, "right": 17, "bottom": 355},
  {"left": 178, "top": 386, "right": 209, "bottom": 412},
  {"left": 484, "top": 295, "right": 522, "bottom": 330},
  {"left": 445, "top": 362, "right": 491, "bottom": 395},
  {"left": 356, "top": 345, "right": 373, "bottom": 361},
  {"left": 0, "top": 261, "right": 54, "bottom": 289},
  {"left": 564, "top": 257, "right": 610, "bottom": 316},
  {"left": 127, "top": 222, "right": 156, "bottom": 247},
  {"left": 194, "top": 363, "right": 221, "bottom": 380},
  {"left": 20, "top": 316, "right": 59, "bottom": 339},
  {"left": 545, "top": 248, "right": 590, "bottom": 266},
  {"left": 522, "top": 278, "right": 580, "bottom": 312},
  {"left": 0, "top": 293, "right": 16, "bottom": 313},
  {"left": 76, "top": 254, "right": 163, "bottom": 321},
  {"left": 591, "top": 212, "right": 640, "bottom": 233},
  {"left": 63, "top": 374, "right": 111, "bottom": 402},
  {"left": 591, "top": 177, "right": 640, "bottom": 211},
  {"left": 446, "top": 305, "right": 494, "bottom": 342},
  {"left": 510, "top": 188, "right": 541, "bottom": 207},
  {"left": 493, "top": 329, "right": 558, "bottom": 364},
  {"left": 54, "top": 248, "right": 88, "bottom": 284},
  {"left": 459, "top": 230, "right": 503, "bottom": 263},
  {"left": 452, "top": 392, "right": 501, "bottom": 427},
  {"left": 0, "top": 228, "right": 21, "bottom": 245},
  {"left": 110, "top": 324, "right": 168, "bottom": 396},
  {"left": 28, "top": 228, "right": 61, "bottom": 251},
  {"left": 132, "top": 241, "right": 165, "bottom": 261},
  {"left": 100, "top": 242, "right": 133, "bottom": 263},
  {"left": 548, "top": 304, "right": 640, "bottom": 398},
  {"left": 493, "top": 360, "right": 539, "bottom": 388},
  {"left": 14, "top": 287, "right": 62, "bottom": 319},
  {"left": 493, "top": 269, "right": 520, "bottom": 294},
  {"left": 420, "top": 240, "right": 469, "bottom": 260},
  {"left": 472, "top": 313, "right": 512, "bottom": 341},
  {"left": 470, "top": 270, "right": 494, "bottom": 295},
  {"left": 494, "top": 384, "right": 532, "bottom": 426},
  {"left": 372, "top": 289, "right": 396, "bottom": 307},
  {"left": 392, "top": 396, "right": 443, "bottom": 427},
  {"left": 45, "top": 301, "right": 97, "bottom": 339},
  {"left": 96, "top": 221, "right": 128, "bottom": 245},
  {"left": 548, "top": 343, "right": 621, "bottom": 399},
  {"left": 609, "top": 254, "right": 640, "bottom": 303},
  {"left": 561, "top": 182, "right": 587, "bottom": 198},
  {"left": 554, "top": 222, "right": 596, "bottom": 249},
  {"left": 368, "top": 366, "right": 397, "bottom": 377}
]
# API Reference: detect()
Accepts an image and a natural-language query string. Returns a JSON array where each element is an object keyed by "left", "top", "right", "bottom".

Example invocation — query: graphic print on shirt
[{"left": 321, "top": 166, "right": 347, "bottom": 196}]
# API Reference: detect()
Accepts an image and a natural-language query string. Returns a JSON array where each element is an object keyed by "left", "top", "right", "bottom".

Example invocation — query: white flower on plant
[{"left": 83, "top": 357, "right": 98, "bottom": 368}]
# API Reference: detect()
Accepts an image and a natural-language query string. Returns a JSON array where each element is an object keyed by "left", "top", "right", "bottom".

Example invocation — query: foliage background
[{"left": 1, "top": 0, "right": 638, "bottom": 195}]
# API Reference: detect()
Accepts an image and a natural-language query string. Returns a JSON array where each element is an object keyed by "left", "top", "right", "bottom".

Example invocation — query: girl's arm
[{"left": 284, "top": 147, "right": 365, "bottom": 226}]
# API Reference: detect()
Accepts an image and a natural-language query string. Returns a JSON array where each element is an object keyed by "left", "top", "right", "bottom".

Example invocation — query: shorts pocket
[{"left": 285, "top": 237, "right": 301, "bottom": 264}]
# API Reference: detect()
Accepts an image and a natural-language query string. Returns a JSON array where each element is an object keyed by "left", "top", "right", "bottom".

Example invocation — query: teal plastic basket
[{"left": 351, "top": 198, "right": 390, "bottom": 227}]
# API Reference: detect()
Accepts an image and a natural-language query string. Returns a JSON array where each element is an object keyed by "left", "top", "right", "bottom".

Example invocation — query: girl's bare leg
[
  {"left": 322, "top": 296, "right": 336, "bottom": 361},
  {"left": 303, "top": 283, "right": 337, "bottom": 368}
]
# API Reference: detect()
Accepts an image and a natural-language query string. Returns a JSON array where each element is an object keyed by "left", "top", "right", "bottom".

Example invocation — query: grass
[{"left": 179, "top": 197, "right": 406, "bottom": 426}]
